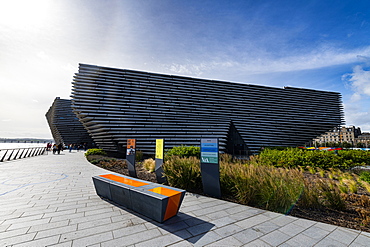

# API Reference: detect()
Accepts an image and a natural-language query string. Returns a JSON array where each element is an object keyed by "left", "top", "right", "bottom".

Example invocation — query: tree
[
  {"left": 357, "top": 142, "right": 364, "bottom": 148},
  {"left": 342, "top": 142, "right": 352, "bottom": 148}
]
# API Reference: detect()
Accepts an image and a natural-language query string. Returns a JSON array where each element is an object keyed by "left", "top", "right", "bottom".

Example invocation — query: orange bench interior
[
  {"left": 99, "top": 174, "right": 149, "bottom": 187},
  {"left": 149, "top": 187, "right": 182, "bottom": 221},
  {"left": 99, "top": 174, "right": 182, "bottom": 221}
]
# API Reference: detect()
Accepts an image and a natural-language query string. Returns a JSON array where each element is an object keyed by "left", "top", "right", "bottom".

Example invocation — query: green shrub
[
  {"left": 86, "top": 155, "right": 115, "bottom": 165},
  {"left": 360, "top": 171, "right": 370, "bottom": 183},
  {"left": 338, "top": 150, "right": 370, "bottom": 165},
  {"left": 85, "top": 148, "right": 107, "bottom": 157},
  {"left": 257, "top": 148, "right": 370, "bottom": 170},
  {"left": 162, "top": 156, "right": 201, "bottom": 191},
  {"left": 165, "top": 145, "right": 200, "bottom": 159}
]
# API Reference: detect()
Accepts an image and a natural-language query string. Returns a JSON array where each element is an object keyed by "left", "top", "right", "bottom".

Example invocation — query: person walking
[
  {"left": 57, "top": 143, "right": 63, "bottom": 154},
  {"left": 46, "top": 142, "right": 52, "bottom": 151}
]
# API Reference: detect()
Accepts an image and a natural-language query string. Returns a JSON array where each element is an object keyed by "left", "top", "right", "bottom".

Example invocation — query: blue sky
[{"left": 1, "top": 0, "right": 370, "bottom": 138}]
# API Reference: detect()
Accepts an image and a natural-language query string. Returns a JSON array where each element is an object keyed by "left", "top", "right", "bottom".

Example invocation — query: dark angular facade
[
  {"left": 46, "top": 97, "right": 94, "bottom": 146},
  {"left": 71, "top": 63, "right": 344, "bottom": 155}
]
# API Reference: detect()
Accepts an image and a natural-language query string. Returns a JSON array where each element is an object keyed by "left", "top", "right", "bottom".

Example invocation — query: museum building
[
  {"left": 70, "top": 63, "right": 344, "bottom": 155},
  {"left": 46, "top": 97, "right": 94, "bottom": 146}
]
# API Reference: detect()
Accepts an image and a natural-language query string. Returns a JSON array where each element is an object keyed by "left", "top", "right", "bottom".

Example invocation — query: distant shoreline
[{"left": 0, "top": 138, "right": 53, "bottom": 143}]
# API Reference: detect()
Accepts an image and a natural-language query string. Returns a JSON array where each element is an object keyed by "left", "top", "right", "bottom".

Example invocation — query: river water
[
  {"left": 0, "top": 143, "right": 47, "bottom": 150},
  {"left": 0, "top": 143, "right": 48, "bottom": 161}
]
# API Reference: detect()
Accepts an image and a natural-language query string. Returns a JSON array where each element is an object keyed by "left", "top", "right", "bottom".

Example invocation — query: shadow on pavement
[{"left": 103, "top": 198, "right": 215, "bottom": 244}]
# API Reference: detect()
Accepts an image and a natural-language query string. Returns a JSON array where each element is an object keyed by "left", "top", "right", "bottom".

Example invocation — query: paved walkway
[{"left": 0, "top": 152, "right": 369, "bottom": 247}]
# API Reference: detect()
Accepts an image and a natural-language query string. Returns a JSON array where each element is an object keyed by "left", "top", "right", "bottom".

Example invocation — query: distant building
[
  {"left": 45, "top": 97, "right": 94, "bottom": 146},
  {"left": 356, "top": 132, "right": 370, "bottom": 147},
  {"left": 313, "top": 126, "right": 370, "bottom": 147},
  {"left": 70, "top": 64, "right": 344, "bottom": 155}
]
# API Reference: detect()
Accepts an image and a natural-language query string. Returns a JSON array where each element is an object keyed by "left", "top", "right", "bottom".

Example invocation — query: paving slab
[{"left": 0, "top": 151, "right": 370, "bottom": 246}]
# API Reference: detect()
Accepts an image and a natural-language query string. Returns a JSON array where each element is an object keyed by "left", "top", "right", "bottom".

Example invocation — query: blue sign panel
[{"left": 201, "top": 138, "right": 218, "bottom": 164}]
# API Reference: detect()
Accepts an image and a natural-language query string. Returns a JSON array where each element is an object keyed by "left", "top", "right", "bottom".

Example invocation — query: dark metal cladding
[
  {"left": 71, "top": 63, "right": 344, "bottom": 155},
  {"left": 45, "top": 97, "right": 94, "bottom": 146}
]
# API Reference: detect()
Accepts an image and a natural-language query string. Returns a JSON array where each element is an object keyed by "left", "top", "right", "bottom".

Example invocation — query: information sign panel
[
  {"left": 127, "top": 139, "right": 136, "bottom": 155},
  {"left": 200, "top": 138, "right": 221, "bottom": 198},
  {"left": 201, "top": 139, "right": 219, "bottom": 164}
]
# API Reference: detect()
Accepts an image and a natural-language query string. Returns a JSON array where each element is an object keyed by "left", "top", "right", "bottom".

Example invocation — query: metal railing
[{"left": 0, "top": 147, "right": 47, "bottom": 162}]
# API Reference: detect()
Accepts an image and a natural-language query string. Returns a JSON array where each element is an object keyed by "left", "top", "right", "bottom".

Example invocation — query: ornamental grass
[
  {"left": 142, "top": 158, "right": 155, "bottom": 172},
  {"left": 162, "top": 156, "right": 201, "bottom": 191},
  {"left": 163, "top": 154, "right": 304, "bottom": 214},
  {"left": 157, "top": 147, "right": 370, "bottom": 216},
  {"left": 220, "top": 159, "right": 304, "bottom": 214}
]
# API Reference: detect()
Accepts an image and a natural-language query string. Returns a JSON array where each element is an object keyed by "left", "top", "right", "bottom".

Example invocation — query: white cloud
[
  {"left": 340, "top": 56, "right": 370, "bottom": 132},
  {"left": 343, "top": 73, "right": 370, "bottom": 131},
  {"left": 168, "top": 62, "right": 208, "bottom": 76},
  {"left": 61, "top": 63, "right": 76, "bottom": 71},
  {"left": 357, "top": 55, "right": 370, "bottom": 65},
  {"left": 350, "top": 93, "right": 362, "bottom": 102},
  {"left": 164, "top": 46, "right": 370, "bottom": 77},
  {"left": 343, "top": 104, "right": 370, "bottom": 132},
  {"left": 37, "top": 51, "right": 50, "bottom": 61},
  {"left": 166, "top": 50, "right": 370, "bottom": 132},
  {"left": 342, "top": 58, "right": 370, "bottom": 102}
]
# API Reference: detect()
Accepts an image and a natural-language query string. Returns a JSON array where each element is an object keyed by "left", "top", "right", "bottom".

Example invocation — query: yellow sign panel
[{"left": 155, "top": 139, "right": 164, "bottom": 159}]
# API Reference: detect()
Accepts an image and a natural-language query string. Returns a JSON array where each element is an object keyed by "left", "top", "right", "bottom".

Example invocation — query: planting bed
[
  {"left": 87, "top": 154, "right": 370, "bottom": 233},
  {"left": 87, "top": 155, "right": 157, "bottom": 182},
  {"left": 290, "top": 172, "right": 370, "bottom": 232}
]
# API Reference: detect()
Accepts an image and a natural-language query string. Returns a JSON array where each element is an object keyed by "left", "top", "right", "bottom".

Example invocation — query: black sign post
[
  {"left": 126, "top": 139, "right": 137, "bottom": 177},
  {"left": 200, "top": 138, "right": 221, "bottom": 198}
]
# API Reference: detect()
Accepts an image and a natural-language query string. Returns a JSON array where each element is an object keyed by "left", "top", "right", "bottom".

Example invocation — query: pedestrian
[
  {"left": 69, "top": 144, "right": 73, "bottom": 152},
  {"left": 52, "top": 144, "right": 57, "bottom": 154},
  {"left": 57, "top": 143, "right": 63, "bottom": 154}
]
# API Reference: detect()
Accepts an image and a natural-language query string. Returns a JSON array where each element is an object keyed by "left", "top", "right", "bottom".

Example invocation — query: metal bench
[{"left": 92, "top": 173, "right": 185, "bottom": 223}]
